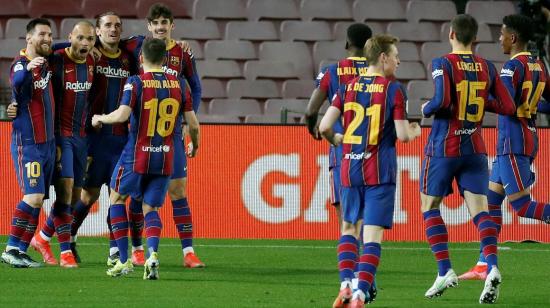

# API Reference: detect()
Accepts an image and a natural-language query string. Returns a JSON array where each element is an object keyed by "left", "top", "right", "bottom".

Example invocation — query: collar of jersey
[
  {"left": 347, "top": 57, "right": 367, "bottom": 61},
  {"left": 20, "top": 49, "right": 32, "bottom": 60},
  {"left": 65, "top": 48, "right": 87, "bottom": 64},
  {"left": 99, "top": 46, "right": 121, "bottom": 58},
  {"left": 166, "top": 39, "right": 176, "bottom": 50},
  {"left": 145, "top": 68, "right": 164, "bottom": 73},
  {"left": 451, "top": 51, "right": 473, "bottom": 55},
  {"left": 511, "top": 51, "right": 531, "bottom": 59},
  {"left": 364, "top": 73, "right": 384, "bottom": 77}
]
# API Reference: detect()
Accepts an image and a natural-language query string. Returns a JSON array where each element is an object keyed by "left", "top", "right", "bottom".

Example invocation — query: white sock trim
[
  {"left": 39, "top": 231, "right": 51, "bottom": 242},
  {"left": 183, "top": 247, "right": 194, "bottom": 255}
]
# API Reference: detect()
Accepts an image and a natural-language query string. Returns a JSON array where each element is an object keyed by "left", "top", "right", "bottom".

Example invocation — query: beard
[{"left": 35, "top": 43, "right": 51, "bottom": 57}]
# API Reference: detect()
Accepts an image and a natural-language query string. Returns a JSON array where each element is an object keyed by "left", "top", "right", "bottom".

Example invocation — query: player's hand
[
  {"left": 409, "top": 122, "right": 421, "bottom": 137},
  {"left": 187, "top": 142, "right": 198, "bottom": 158},
  {"left": 307, "top": 124, "right": 322, "bottom": 140},
  {"left": 26, "top": 57, "right": 46, "bottom": 71},
  {"left": 92, "top": 114, "right": 103, "bottom": 128},
  {"left": 7, "top": 102, "right": 18, "bottom": 119},
  {"left": 177, "top": 40, "right": 192, "bottom": 53},
  {"left": 333, "top": 133, "right": 343, "bottom": 146}
]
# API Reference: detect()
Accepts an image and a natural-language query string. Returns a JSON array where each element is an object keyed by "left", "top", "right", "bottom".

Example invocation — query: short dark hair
[
  {"left": 142, "top": 38, "right": 166, "bottom": 65},
  {"left": 450, "top": 14, "right": 478, "bottom": 45},
  {"left": 364, "top": 34, "right": 399, "bottom": 65},
  {"left": 26, "top": 18, "right": 51, "bottom": 34},
  {"left": 147, "top": 3, "right": 173, "bottom": 22},
  {"left": 346, "top": 23, "right": 373, "bottom": 49},
  {"left": 503, "top": 14, "right": 534, "bottom": 44},
  {"left": 96, "top": 11, "right": 121, "bottom": 28}
]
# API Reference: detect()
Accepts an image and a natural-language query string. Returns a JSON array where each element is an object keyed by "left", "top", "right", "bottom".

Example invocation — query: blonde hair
[{"left": 364, "top": 34, "right": 399, "bottom": 65}]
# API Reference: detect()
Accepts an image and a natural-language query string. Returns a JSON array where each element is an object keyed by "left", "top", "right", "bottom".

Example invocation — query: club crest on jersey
[
  {"left": 29, "top": 179, "right": 37, "bottom": 187},
  {"left": 170, "top": 56, "right": 180, "bottom": 66},
  {"left": 13, "top": 63, "right": 24, "bottom": 72}
]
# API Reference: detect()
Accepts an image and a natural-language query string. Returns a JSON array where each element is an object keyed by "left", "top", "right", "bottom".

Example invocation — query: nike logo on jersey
[
  {"left": 503, "top": 183, "right": 510, "bottom": 190},
  {"left": 65, "top": 69, "right": 73, "bottom": 73}
]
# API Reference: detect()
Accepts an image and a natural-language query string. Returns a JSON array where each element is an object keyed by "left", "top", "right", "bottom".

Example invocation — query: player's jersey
[
  {"left": 423, "top": 51, "right": 515, "bottom": 157},
  {"left": 332, "top": 74, "right": 407, "bottom": 186},
  {"left": 316, "top": 57, "right": 368, "bottom": 168},
  {"left": 10, "top": 49, "right": 55, "bottom": 145},
  {"left": 89, "top": 46, "right": 134, "bottom": 136},
  {"left": 119, "top": 69, "right": 192, "bottom": 175},
  {"left": 122, "top": 36, "right": 201, "bottom": 117},
  {"left": 497, "top": 52, "right": 550, "bottom": 158},
  {"left": 51, "top": 48, "right": 94, "bottom": 137}
]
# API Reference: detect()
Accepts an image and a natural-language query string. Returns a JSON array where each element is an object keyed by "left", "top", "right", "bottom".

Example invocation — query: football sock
[
  {"left": 110, "top": 204, "right": 129, "bottom": 263},
  {"left": 337, "top": 234, "right": 358, "bottom": 283},
  {"left": 473, "top": 212, "right": 498, "bottom": 271},
  {"left": 71, "top": 200, "right": 91, "bottom": 238},
  {"left": 6, "top": 201, "right": 34, "bottom": 250},
  {"left": 18, "top": 207, "right": 41, "bottom": 252},
  {"left": 510, "top": 195, "right": 550, "bottom": 223},
  {"left": 423, "top": 209, "right": 451, "bottom": 276},
  {"left": 41, "top": 211, "right": 56, "bottom": 240},
  {"left": 128, "top": 198, "right": 144, "bottom": 249},
  {"left": 357, "top": 242, "right": 381, "bottom": 296},
  {"left": 52, "top": 202, "right": 72, "bottom": 253},
  {"left": 145, "top": 211, "right": 162, "bottom": 255},
  {"left": 106, "top": 211, "right": 118, "bottom": 255},
  {"left": 478, "top": 190, "right": 504, "bottom": 263},
  {"left": 172, "top": 198, "right": 193, "bottom": 253}
]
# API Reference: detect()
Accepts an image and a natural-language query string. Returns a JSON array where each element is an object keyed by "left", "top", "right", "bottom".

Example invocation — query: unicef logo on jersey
[
  {"left": 344, "top": 152, "right": 372, "bottom": 160},
  {"left": 141, "top": 145, "right": 171, "bottom": 153}
]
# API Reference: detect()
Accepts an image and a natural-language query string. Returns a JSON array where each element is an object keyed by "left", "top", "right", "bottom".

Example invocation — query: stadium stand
[
  {"left": 204, "top": 40, "right": 256, "bottom": 60},
  {"left": 28, "top": 0, "right": 83, "bottom": 18},
  {"left": 225, "top": 21, "right": 279, "bottom": 41},
  {"left": 243, "top": 61, "right": 298, "bottom": 80},
  {"left": 247, "top": 0, "right": 300, "bottom": 21},
  {"left": 244, "top": 114, "right": 283, "bottom": 123},
  {"left": 259, "top": 42, "right": 313, "bottom": 80},
  {"left": 352, "top": 0, "right": 407, "bottom": 22},
  {"left": 226, "top": 80, "right": 280, "bottom": 99},
  {"left": 406, "top": 0, "right": 457, "bottom": 23},
  {"left": 440, "top": 22, "right": 493, "bottom": 42},
  {"left": 81, "top": 0, "right": 137, "bottom": 19},
  {"left": 282, "top": 80, "right": 315, "bottom": 99},
  {"left": 201, "top": 79, "right": 226, "bottom": 99},
  {"left": 280, "top": 21, "right": 332, "bottom": 42},
  {"left": 264, "top": 99, "right": 308, "bottom": 115},
  {"left": 465, "top": 0, "right": 516, "bottom": 25},
  {"left": 300, "top": 0, "right": 353, "bottom": 21},
  {"left": 387, "top": 22, "right": 440, "bottom": 42},
  {"left": 192, "top": 0, "right": 247, "bottom": 20},
  {"left": 197, "top": 60, "right": 242, "bottom": 78},
  {"left": 59, "top": 18, "right": 95, "bottom": 39},
  {"left": 172, "top": 19, "right": 221, "bottom": 40},
  {"left": 6, "top": 18, "right": 57, "bottom": 39},
  {"left": 0, "top": 0, "right": 27, "bottom": 18},
  {"left": 397, "top": 42, "right": 421, "bottom": 62},
  {"left": 209, "top": 99, "right": 262, "bottom": 116},
  {"left": 475, "top": 43, "right": 510, "bottom": 63},
  {"left": 312, "top": 41, "right": 346, "bottom": 68},
  {"left": 120, "top": 18, "right": 149, "bottom": 37},
  {"left": 135, "top": 0, "right": 191, "bottom": 18}
]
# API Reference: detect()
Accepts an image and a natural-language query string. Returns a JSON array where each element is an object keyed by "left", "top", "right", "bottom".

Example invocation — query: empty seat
[
  {"left": 59, "top": 18, "right": 95, "bottom": 39},
  {"left": 121, "top": 19, "right": 148, "bottom": 36},
  {"left": 282, "top": 80, "right": 315, "bottom": 99},
  {"left": 244, "top": 114, "right": 282, "bottom": 124},
  {"left": 247, "top": 0, "right": 300, "bottom": 21},
  {"left": 333, "top": 21, "right": 385, "bottom": 40},
  {"left": 198, "top": 114, "right": 242, "bottom": 123},
  {"left": 6, "top": 18, "right": 58, "bottom": 39},
  {"left": 406, "top": 99, "right": 424, "bottom": 119},
  {"left": 465, "top": 0, "right": 517, "bottom": 25},
  {"left": 313, "top": 41, "right": 345, "bottom": 68},
  {"left": 318, "top": 60, "right": 336, "bottom": 72},
  {"left": 135, "top": 0, "right": 192, "bottom": 19},
  {"left": 0, "top": 0, "right": 27, "bottom": 17},
  {"left": 28, "top": 0, "right": 82, "bottom": 17},
  {"left": 280, "top": 21, "right": 332, "bottom": 42},
  {"left": 187, "top": 40, "right": 203, "bottom": 59},
  {"left": 352, "top": 0, "right": 406, "bottom": 22},
  {"left": 264, "top": 99, "right": 308, "bottom": 115},
  {"left": 475, "top": 44, "right": 509, "bottom": 63},
  {"left": 421, "top": 117, "right": 433, "bottom": 126},
  {"left": 397, "top": 42, "right": 420, "bottom": 61},
  {"left": 0, "top": 38, "right": 26, "bottom": 59},
  {"left": 200, "top": 79, "right": 226, "bottom": 99},
  {"left": 204, "top": 40, "right": 256, "bottom": 60},
  {"left": 406, "top": 0, "right": 456, "bottom": 23},
  {"left": 225, "top": 21, "right": 278, "bottom": 41},
  {"left": 172, "top": 19, "right": 221, "bottom": 40},
  {"left": 82, "top": 0, "right": 137, "bottom": 19},
  {"left": 420, "top": 42, "right": 451, "bottom": 67},
  {"left": 407, "top": 80, "right": 434, "bottom": 101},
  {"left": 300, "top": 0, "right": 352, "bottom": 21},
  {"left": 243, "top": 61, "right": 298, "bottom": 80},
  {"left": 395, "top": 61, "right": 426, "bottom": 80},
  {"left": 209, "top": 99, "right": 262, "bottom": 116},
  {"left": 440, "top": 22, "right": 493, "bottom": 43},
  {"left": 193, "top": 0, "right": 247, "bottom": 20},
  {"left": 227, "top": 80, "right": 280, "bottom": 99},
  {"left": 387, "top": 22, "right": 439, "bottom": 42},
  {"left": 259, "top": 42, "right": 313, "bottom": 80},
  {"left": 197, "top": 60, "right": 242, "bottom": 78}
]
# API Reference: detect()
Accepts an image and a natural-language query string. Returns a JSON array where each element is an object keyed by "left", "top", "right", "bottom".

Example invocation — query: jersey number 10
[{"left": 144, "top": 98, "right": 179, "bottom": 137}]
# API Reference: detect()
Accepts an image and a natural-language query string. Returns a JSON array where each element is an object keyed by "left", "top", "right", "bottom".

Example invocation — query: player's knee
[
  {"left": 168, "top": 178, "right": 187, "bottom": 199},
  {"left": 81, "top": 187, "right": 101, "bottom": 206},
  {"left": 341, "top": 221, "right": 359, "bottom": 237},
  {"left": 22, "top": 194, "right": 45, "bottom": 207},
  {"left": 420, "top": 193, "right": 442, "bottom": 213}
]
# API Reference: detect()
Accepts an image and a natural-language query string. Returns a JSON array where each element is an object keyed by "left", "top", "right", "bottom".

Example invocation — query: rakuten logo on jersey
[
  {"left": 33, "top": 71, "right": 52, "bottom": 90},
  {"left": 141, "top": 145, "right": 171, "bottom": 153},
  {"left": 96, "top": 65, "right": 130, "bottom": 78},
  {"left": 66, "top": 81, "right": 92, "bottom": 92},
  {"left": 162, "top": 66, "right": 178, "bottom": 76},
  {"left": 344, "top": 152, "right": 372, "bottom": 160}
]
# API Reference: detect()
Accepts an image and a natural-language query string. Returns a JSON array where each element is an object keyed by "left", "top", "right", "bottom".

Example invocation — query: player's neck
[
  {"left": 366, "top": 65, "right": 384, "bottom": 76},
  {"left": 450, "top": 41, "right": 472, "bottom": 53},
  {"left": 143, "top": 62, "right": 162, "bottom": 72},
  {"left": 100, "top": 40, "right": 119, "bottom": 54},
  {"left": 510, "top": 45, "right": 527, "bottom": 58},
  {"left": 25, "top": 45, "right": 39, "bottom": 59},
  {"left": 347, "top": 48, "right": 364, "bottom": 58}
]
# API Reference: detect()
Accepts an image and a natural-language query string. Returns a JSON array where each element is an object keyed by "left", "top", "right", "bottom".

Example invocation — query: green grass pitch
[{"left": 1, "top": 236, "right": 549, "bottom": 307}]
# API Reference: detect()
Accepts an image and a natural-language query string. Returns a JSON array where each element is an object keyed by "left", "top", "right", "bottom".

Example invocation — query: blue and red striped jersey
[
  {"left": 10, "top": 49, "right": 55, "bottom": 145},
  {"left": 422, "top": 52, "right": 515, "bottom": 157},
  {"left": 332, "top": 74, "right": 407, "bottom": 186},
  {"left": 316, "top": 57, "right": 368, "bottom": 168},
  {"left": 122, "top": 36, "right": 201, "bottom": 116},
  {"left": 89, "top": 46, "right": 134, "bottom": 136},
  {"left": 119, "top": 69, "right": 192, "bottom": 175},
  {"left": 51, "top": 48, "right": 94, "bottom": 137},
  {"left": 497, "top": 52, "right": 550, "bottom": 158}
]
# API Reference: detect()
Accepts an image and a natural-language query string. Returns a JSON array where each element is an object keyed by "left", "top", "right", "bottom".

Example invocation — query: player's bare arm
[
  {"left": 305, "top": 88, "right": 328, "bottom": 140},
  {"left": 92, "top": 105, "right": 131, "bottom": 127},
  {"left": 395, "top": 120, "right": 421, "bottom": 142},
  {"left": 319, "top": 106, "right": 343, "bottom": 146},
  {"left": 184, "top": 111, "right": 199, "bottom": 158}
]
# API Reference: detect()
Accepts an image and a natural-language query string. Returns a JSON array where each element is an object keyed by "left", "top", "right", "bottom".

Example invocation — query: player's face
[
  {"left": 499, "top": 25, "right": 513, "bottom": 55},
  {"left": 383, "top": 45, "right": 400, "bottom": 77},
  {"left": 69, "top": 25, "right": 96, "bottom": 61},
  {"left": 147, "top": 17, "right": 173, "bottom": 40},
  {"left": 27, "top": 24, "right": 53, "bottom": 57},
  {"left": 97, "top": 15, "right": 122, "bottom": 45}
]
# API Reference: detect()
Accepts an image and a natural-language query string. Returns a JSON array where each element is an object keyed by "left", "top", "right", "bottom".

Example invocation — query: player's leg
[
  {"left": 128, "top": 197, "right": 145, "bottom": 265},
  {"left": 420, "top": 156, "right": 458, "bottom": 298},
  {"left": 67, "top": 137, "right": 87, "bottom": 263}
]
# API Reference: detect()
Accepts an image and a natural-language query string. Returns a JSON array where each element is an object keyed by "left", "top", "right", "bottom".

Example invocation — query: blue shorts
[
  {"left": 110, "top": 161, "right": 170, "bottom": 207},
  {"left": 489, "top": 154, "right": 535, "bottom": 195},
  {"left": 171, "top": 136, "right": 187, "bottom": 179},
  {"left": 420, "top": 154, "right": 488, "bottom": 197},
  {"left": 54, "top": 136, "right": 87, "bottom": 187},
  {"left": 11, "top": 139, "right": 55, "bottom": 199},
  {"left": 329, "top": 166, "right": 341, "bottom": 205},
  {"left": 84, "top": 134, "right": 127, "bottom": 188},
  {"left": 341, "top": 184, "right": 396, "bottom": 229}
]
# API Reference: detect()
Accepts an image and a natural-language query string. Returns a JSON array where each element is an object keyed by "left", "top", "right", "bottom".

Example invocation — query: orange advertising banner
[{"left": 0, "top": 123, "right": 549, "bottom": 242}]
